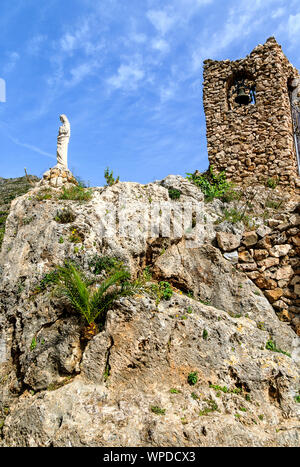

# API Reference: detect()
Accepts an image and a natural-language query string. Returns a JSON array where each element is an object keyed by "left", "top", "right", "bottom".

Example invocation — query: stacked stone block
[{"left": 216, "top": 203, "right": 300, "bottom": 335}]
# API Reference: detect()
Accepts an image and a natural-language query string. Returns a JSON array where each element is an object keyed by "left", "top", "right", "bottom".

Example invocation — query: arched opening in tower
[{"left": 227, "top": 71, "right": 256, "bottom": 110}]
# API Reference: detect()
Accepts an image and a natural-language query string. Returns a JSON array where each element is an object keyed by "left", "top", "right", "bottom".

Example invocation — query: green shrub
[
  {"left": 199, "top": 398, "right": 218, "bottom": 416},
  {"left": 54, "top": 208, "right": 76, "bottom": 224},
  {"left": 104, "top": 167, "right": 119, "bottom": 187},
  {"left": 159, "top": 281, "right": 173, "bottom": 300},
  {"left": 36, "top": 270, "right": 59, "bottom": 293},
  {"left": 35, "top": 188, "right": 53, "bottom": 201},
  {"left": 217, "top": 208, "right": 255, "bottom": 228},
  {"left": 266, "top": 178, "right": 279, "bottom": 189},
  {"left": 151, "top": 406, "right": 166, "bottom": 415},
  {"left": 210, "top": 384, "right": 228, "bottom": 393},
  {"left": 186, "top": 166, "right": 232, "bottom": 201},
  {"left": 265, "top": 339, "right": 291, "bottom": 357},
  {"left": 170, "top": 388, "right": 181, "bottom": 394},
  {"left": 202, "top": 329, "right": 208, "bottom": 340},
  {"left": 0, "top": 227, "right": 5, "bottom": 250},
  {"left": 59, "top": 185, "right": 92, "bottom": 201},
  {"left": 69, "top": 227, "right": 84, "bottom": 243},
  {"left": 89, "top": 255, "right": 124, "bottom": 275},
  {"left": 168, "top": 188, "right": 181, "bottom": 200},
  {"left": 188, "top": 371, "right": 198, "bottom": 386},
  {"left": 150, "top": 281, "right": 173, "bottom": 303},
  {"left": 30, "top": 337, "right": 37, "bottom": 351}
]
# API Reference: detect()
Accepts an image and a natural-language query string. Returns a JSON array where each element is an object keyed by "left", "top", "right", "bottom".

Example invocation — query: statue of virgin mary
[{"left": 56, "top": 114, "right": 70, "bottom": 169}]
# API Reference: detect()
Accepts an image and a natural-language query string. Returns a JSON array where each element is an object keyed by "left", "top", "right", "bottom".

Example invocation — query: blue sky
[{"left": 1, "top": 0, "right": 300, "bottom": 186}]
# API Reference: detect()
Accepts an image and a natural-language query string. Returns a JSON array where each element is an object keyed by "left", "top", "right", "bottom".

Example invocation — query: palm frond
[
  {"left": 89, "top": 270, "right": 130, "bottom": 311},
  {"left": 53, "top": 262, "right": 131, "bottom": 326}
]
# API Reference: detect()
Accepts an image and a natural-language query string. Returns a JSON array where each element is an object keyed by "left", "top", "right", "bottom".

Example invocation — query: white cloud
[
  {"left": 131, "top": 32, "right": 147, "bottom": 44},
  {"left": 6, "top": 133, "right": 55, "bottom": 160},
  {"left": 147, "top": 9, "right": 176, "bottom": 36},
  {"left": 107, "top": 62, "right": 145, "bottom": 91},
  {"left": 67, "top": 61, "right": 98, "bottom": 86},
  {"left": 159, "top": 83, "right": 177, "bottom": 103},
  {"left": 59, "top": 21, "right": 100, "bottom": 55},
  {"left": 26, "top": 35, "right": 47, "bottom": 55},
  {"left": 288, "top": 13, "right": 300, "bottom": 36},
  {"left": 4, "top": 52, "right": 20, "bottom": 74},
  {"left": 60, "top": 33, "right": 77, "bottom": 53},
  {"left": 271, "top": 7, "right": 285, "bottom": 19},
  {"left": 151, "top": 38, "right": 170, "bottom": 53},
  {"left": 191, "top": 0, "right": 275, "bottom": 70}
]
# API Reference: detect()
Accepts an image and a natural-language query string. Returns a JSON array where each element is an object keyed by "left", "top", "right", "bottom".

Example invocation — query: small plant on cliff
[
  {"left": 199, "top": 398, "right": 218, "bottom": 416},
  {"left": 0, "top": 225, "right": 6, "bottom": 249},
  {"left": 104, "top": 167, "right": 119, "bottom": 187},
  {"left": 151, "top": 406, "right": 166, "bottom": 415},
  {"left": 54, "top": 207, "right": 76, "bottom": 224},
  {"left": 52, "top": 261, "right": 131, "bottom": 329},
  {"left": 35, "top": 188, "right": 53, "bottom": 201},
  {"left": 217, "top": 207, "right": 255, "bottom": 229},
  {"left": 59, "top": 185, "right": 92, "bottom": 202},
  {"left": 186, "top": 166, "right": 232, "bottom": 201},
  {"left": 30, "top": 337, "right": 37, "bottom": 351},
  {"left": 266, "top": 177, "right": 279, "bottom": 189},
  {"left": 168, "top": 188, "right": 181, "bottom": 200},
  {"left": 188, "top": 371, "right": 198, "bottom": 386},
  {"left": 69, "top": 227, "right": 84, "bottom": 244},
  {"left": 150, "top": 281, "right": 173, "bottom": 303},
  {"left": 88, "top": 255, "right": 124, "bottom": 275},
  {"left": 265, "top": 338, "right": 291, "bottom": 357}
]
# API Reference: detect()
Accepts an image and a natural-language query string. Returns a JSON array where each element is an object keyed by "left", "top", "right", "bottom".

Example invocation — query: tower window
[{"left": 227, "top": 72, "right": 256, "bottom": 109}]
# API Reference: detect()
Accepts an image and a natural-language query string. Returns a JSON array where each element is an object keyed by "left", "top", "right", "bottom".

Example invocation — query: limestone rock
[
  {"left": 216, "top": 232, "right": 241, "bottom": 251},
  {"left": 243, "top": 232, "right": 258, "bottom": 247},
  {"left": 223, "top": 250, "right": 239, "bottom": 264},
  {"left": 258, "top": 257, "right": 280, "bottom": 270},
  {"left": 238, "top": 250, "right": 254, "bottom": 262},
  {"left": 0, "top": 176, "right": 299, "bottom": 448},
  {"left": 264, "top": 288, "right": 284, "bottom": 303},
  {"left": 276, "top": 266, "right": 294, "bottom": 281},
  {"left": 253, "top": 249, "right": 269, "bottom": 261},
  {"left": 256, "top": 225, "right": 272, "bottom": 238},
  {"left": 269, "top": 244, "right": 292, "bottom": 258},
  {"left": 255, "top": 276, "right": 277, "bottom": 290}
]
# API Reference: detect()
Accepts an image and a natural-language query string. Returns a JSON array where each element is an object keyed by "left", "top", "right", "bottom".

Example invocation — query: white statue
[{"left": 56, "top": 114, "right": 70, "bottom": 170}]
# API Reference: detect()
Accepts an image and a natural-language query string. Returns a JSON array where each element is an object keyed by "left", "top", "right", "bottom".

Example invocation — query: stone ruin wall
[
  {"left": 203, "top": 37, "right": 300, "bottom": 190},
  {"left": 216, "top": 202, "right": 300, "bottom": 336}
]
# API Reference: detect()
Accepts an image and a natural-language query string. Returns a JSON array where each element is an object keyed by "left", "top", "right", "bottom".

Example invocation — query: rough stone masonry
[{"left": 203, "top": 37, "right": 300, "bottom": 190}]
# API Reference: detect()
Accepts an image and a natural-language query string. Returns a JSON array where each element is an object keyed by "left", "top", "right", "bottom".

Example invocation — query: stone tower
[{"left": 203, "top": 37, "right": 300, "bottom": 190}]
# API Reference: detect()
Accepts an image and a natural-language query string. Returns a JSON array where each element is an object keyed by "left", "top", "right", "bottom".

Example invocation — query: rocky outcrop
[
  {"left": 0, "top": 175, "right": 39, "bottom": 250},
  {"left": 0, "top": 176, "right": 299, "bottom": 447}
]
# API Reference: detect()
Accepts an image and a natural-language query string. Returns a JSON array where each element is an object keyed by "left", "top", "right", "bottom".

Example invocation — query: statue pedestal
[{"left": 39, "top": 166, "right": 78, "bottom": 189}]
